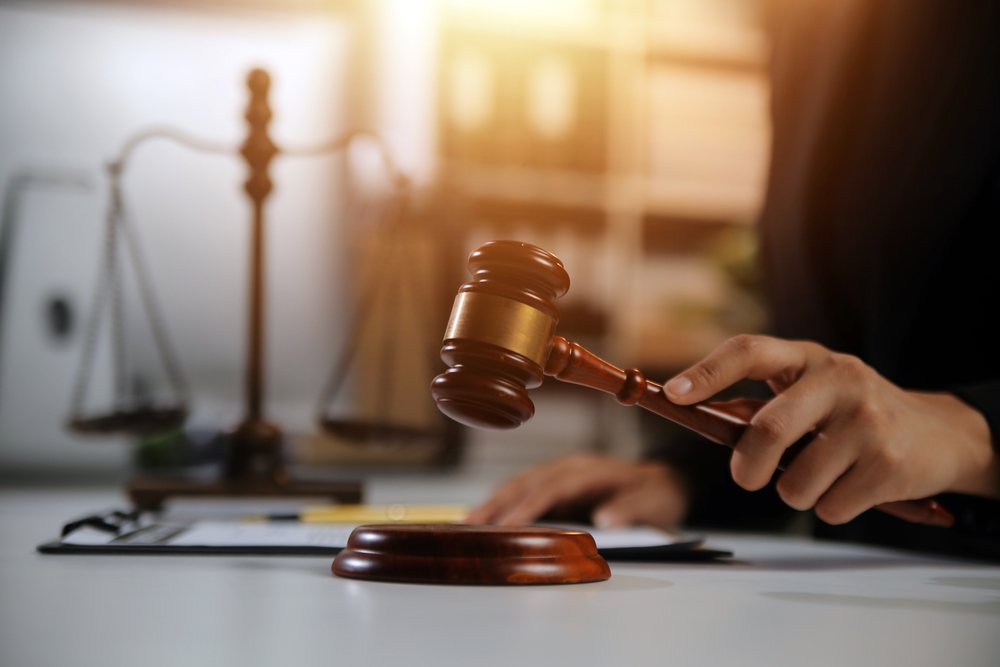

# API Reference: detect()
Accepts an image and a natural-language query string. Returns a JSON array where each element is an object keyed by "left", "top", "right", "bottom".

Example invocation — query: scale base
[{"left": 126, "top": 475, "right": 363, "bottom": 512}]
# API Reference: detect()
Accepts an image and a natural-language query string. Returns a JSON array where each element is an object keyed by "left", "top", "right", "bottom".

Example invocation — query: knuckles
[
  {"left": 775, "top": 475, "right": 815, "bottom": 511},
  {"left": 813, "top": 499, "right": 857, "bottom": 526},
  {"left": 730, "top": 459, "right": 770, "bottom": 492},
  {"left": 828, "top": 353, "right": 873, "bottom": 384},
  {"left": 689, "top": 358, "right": 726, "bottom": 389},
  {"left": 843, "top": 386, "right": 898, "bottom": 445},
  {"left": 689, "top": 335, "right": 762, "bottom": 389},
  {"left": 749, "top": 410, "right": 791, "bottom": 443},
  {"left": 867, "top": 442, "right": 906, "bottom": 478},
  {"left": 852, "top": 395, "right": 884, "bottom": 423},
  {"left": 726, "top": 334, "right": 761, "bottom": 355},
  {"left": 813, "top": 500, "right": 852, "bottom": 526},
  {"left": 826, "top": 353, "right": 896, "bottom": 431}
]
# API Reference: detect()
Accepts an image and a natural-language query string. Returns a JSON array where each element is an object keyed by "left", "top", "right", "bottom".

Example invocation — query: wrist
[{"left": 937, "top": 393, "right": 1000, "bottom": 498}]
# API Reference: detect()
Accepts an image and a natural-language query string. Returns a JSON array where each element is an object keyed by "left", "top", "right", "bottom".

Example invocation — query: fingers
[
  {"left": 813, "top": 440, "right": 908, "bottom": 524},
  {"left": 464, "top": 461, "right": 564, "bottom": 524},
  {"left": 773, "top": 396, "right": 907, "bottom": 521},
  {"left": 813, "top": 467, "right": 881, "bottom": 525},
  {"left": 465, "top": 455, "right": 690, "bottom": 530},
  {"left": 592, "top": 476, "right": 687, "bottom": 532},
  {"left": 661, "top": 339, "right": 957, "bottom": 526},
  {"left": 465, "top": 455, "right": 621, "bottom": 526},
  {"left": 665, "top": 335, "right": 813, "bottom": 405},
  {"left": 593, "top": 487, "right": 652, "bottom": 529},
  {"left": 464, "top": 476, "right": 532, "bottom": 524},
  {"left": 774, "top": 431, "right": 858, "bottom": 511},
  {"left": 492, "top": 465, "right": 626, "bottom": 525},
  {"left": 704, "top": 398, "right": 767, "bottom": 422},
  {"left": 729, "top": 375, "right": 839, "bottom": 490}
]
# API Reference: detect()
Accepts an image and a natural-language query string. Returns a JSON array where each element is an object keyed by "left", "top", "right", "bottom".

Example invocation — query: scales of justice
[{"left": 66, "top": 68, "right": 448, "bottom": 510}]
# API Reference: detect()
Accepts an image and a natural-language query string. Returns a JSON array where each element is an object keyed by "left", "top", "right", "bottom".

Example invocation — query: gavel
[{"left": 432, "top": 240, "right": 954, "bottom": 528}]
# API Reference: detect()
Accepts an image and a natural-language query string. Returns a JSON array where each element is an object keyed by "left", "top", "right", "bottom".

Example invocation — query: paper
[
  {"left": 169, "top": 522, "right": 356, "bottom": 548},
  {"left": 583, "top": 527, "right": 685, "bottom": 549}
]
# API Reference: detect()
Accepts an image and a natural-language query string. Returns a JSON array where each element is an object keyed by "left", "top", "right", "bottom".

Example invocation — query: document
[
  {"left": 61, "top": 519, "right": 684, "bottom": 549},
  {"left": 43, "top": 509, "right": 732, "bottom": 560}
]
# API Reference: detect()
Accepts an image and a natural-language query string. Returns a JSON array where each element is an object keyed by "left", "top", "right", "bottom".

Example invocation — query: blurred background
[{"left": 0, "top": 0, "right": 770, "bottom": 484}]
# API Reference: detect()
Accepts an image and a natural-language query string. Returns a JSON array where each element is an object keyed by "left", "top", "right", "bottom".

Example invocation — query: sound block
[{"left": 332, "top": 524, "right": 611, "bottom": 585}]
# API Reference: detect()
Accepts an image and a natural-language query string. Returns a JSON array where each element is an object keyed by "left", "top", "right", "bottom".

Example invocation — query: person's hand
[
  {"left": 664, "top": 335, "right": 1000, "bottom": 524},
  {"left": 465, "top": 454, "right": 690, "bottom": 530}
]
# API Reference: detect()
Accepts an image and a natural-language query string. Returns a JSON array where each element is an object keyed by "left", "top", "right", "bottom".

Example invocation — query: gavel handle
[{"left": 544, "top": 336, "right": 955, "bottom": 528}]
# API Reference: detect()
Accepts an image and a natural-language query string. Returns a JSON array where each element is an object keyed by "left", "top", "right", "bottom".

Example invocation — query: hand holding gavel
[{"left": 432, "top": 241, "right": 954, "bottom": 528}]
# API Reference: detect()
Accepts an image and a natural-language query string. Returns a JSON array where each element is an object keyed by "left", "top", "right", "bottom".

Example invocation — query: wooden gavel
[{"left": 432, "top": 241, "right": 954, "bottom": 528}]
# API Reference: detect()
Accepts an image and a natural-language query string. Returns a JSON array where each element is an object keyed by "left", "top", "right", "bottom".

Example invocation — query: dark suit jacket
[{"left": 653, "top": 0, "right": 1000, "bottom": 558}]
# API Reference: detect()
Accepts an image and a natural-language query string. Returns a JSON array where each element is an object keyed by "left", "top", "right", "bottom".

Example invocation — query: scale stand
[{"left": 124, "top": 70, "right": 361, "bottom": 510}]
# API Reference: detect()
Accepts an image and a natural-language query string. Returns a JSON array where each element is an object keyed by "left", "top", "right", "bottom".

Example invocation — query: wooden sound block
[{"left": 331, "top": 524, "right": 611, "bottom": 585}]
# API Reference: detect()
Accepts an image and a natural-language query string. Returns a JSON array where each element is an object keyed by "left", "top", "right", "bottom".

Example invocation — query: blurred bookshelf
[{"left": 437, "top": 0, "right": 770, "bottom": 375}]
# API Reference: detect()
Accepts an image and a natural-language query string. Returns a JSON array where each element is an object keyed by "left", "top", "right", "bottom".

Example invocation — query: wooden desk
[{"left": 2, "top": 483, "right": 998, "bottom": 667}]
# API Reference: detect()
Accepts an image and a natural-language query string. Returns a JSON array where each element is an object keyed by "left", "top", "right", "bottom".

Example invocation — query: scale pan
[
  {"left": 67, "top": 407, "right": 188, "bottom": 435},
  {"left": 319, "top": 418, "right": 440, "bottom": 443}
]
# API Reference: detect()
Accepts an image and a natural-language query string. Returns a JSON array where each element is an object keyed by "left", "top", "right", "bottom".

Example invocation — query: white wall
[{"left": 0, "top": 1, "right": 352, "bottom": 474}]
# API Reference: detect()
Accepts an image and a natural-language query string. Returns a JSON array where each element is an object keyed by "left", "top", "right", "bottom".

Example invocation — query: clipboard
[{"left": 36, "top": 509, "right": 733, "bottom": 562}]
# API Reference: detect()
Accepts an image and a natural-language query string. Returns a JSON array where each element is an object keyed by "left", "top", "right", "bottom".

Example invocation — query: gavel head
[{"left": 431, "top": 241, "right": 569, "bottom": 430}]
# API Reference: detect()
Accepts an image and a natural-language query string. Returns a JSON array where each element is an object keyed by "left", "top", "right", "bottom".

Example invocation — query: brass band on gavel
[{"left": 443, "top": 292, "right": 557, "bottom": 368}]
